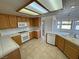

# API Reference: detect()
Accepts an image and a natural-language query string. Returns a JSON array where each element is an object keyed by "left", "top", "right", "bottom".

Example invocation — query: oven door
[{"left": 21, "top": 36, "right": 29, "bottom": 43}]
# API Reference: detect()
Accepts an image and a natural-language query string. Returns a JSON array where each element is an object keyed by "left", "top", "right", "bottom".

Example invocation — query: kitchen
[{"left": 0, "top": 0, "right": 79, "bottom": 59}]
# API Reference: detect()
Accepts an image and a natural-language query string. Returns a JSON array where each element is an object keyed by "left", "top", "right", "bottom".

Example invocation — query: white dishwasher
[{"left": 47, "top": 33, "right": 56, "bottom": 45}]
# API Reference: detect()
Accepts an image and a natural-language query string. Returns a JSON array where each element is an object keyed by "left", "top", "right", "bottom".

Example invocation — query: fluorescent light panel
[
  {"left": 37, "top": 0, "right": 63, "bottom": 11},
  {"left": 25, "top": 2, "right": 48, "bottom": 14},
  {"left": 19, "top": 8, "right": 39, "bottom": 15}
]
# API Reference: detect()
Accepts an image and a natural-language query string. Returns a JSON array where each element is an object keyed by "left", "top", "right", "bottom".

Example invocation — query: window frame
[
  {"left": 75, "top": 20, "right": 79, "bottom": 30},
  {"left": 57, "top": 20, "right": 72, "bottom": 30}
]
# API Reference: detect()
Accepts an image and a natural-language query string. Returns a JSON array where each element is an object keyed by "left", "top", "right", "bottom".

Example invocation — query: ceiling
[
  {"left": 19, "top": 0, "right": 63, "bottom": 16},
  {"left": 0, "top": 0, "right": 79, "bottom": 17},
  {"left": 0, "top": 0, "right": 63, "bottom": 17},
  {"left": 0, "top": 0, "right": 33, "bottom": 17}
]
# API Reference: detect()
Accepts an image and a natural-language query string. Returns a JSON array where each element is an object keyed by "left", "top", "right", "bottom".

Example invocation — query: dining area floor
[{"left": 20, "top": 39, "right": 68, "bottom": 59}]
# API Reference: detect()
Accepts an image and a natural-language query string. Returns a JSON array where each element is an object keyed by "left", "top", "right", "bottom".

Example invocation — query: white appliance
[
  {"left": 18, "top": 22, "right": 27, "bottom": 28},
  {"left": 47, "top": 33, "right": 56, "bottom": 45},
  {"left": 20, "top": 32, "right": 29, "bottom": 43}
]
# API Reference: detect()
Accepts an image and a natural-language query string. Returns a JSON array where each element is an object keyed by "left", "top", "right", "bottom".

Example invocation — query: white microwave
[{"left": 18, "top": 22, "right": 27, "bottom": 27}]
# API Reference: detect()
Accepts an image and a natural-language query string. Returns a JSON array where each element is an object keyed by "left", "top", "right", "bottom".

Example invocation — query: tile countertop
[
  {"left": 0, "top": 36, "right": 20, "bottom": 58},
  {"left": 55, "top": 33, "right": 79, "bottom": 46},
  {"left": 9, "top": 33, "right": 21, "bottom": 37}
]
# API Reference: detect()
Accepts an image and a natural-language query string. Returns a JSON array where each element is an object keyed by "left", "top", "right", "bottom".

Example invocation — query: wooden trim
[
  {"left": 35, "top": 0, "right": 50, "bottom": 12},
  {"left": 16, "top": 0, "right": 36, "bottom": 12}
]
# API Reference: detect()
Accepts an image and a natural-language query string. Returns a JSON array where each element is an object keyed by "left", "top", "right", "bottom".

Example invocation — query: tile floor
[{"left": 20, "top": 39, "right": 68, "bottom": 59}]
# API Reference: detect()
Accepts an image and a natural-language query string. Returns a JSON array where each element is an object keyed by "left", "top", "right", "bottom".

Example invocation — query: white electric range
[{"left": 19, "top": 31, "right": 29, "bottom": 43}]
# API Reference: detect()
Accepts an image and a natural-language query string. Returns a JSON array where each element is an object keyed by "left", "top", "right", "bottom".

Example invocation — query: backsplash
[
  {"left": 0, "top": 27, "right": 40, "bottom": 36},
  {"left": 0, "top": 27, "right": 28, "bottom": 36}
]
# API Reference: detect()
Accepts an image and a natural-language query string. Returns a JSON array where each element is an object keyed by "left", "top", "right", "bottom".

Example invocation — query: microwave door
[{"left": 18, "top": 22, "right": 27, "bottom": 27}]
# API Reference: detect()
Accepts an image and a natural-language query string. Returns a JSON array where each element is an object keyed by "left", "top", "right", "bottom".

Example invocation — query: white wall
[
  {"left": 40, "top": 0, "right": 79, "bottom": 39},
  {"left": 41, "top": 15, "right": 54, "bottom": 39}
]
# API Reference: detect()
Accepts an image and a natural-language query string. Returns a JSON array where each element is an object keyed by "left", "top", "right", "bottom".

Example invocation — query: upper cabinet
[
  {"left": 29, "top": 18, "right": 41, "bottom": 27},
  {"left": 33, "top": 18, "right": 40, "bottom": 27},
  {"left": 9, "top": 16, "right": 18, "bottom": 28},
  {"left": 29, "top": 18, "right": 33, "bottom": 27},
  {"left": 0, "top": 14, "right": 9, "bottom": 29},
  {"left": 0, "top": 14, "right": 40, "bottom": 29},
  {"left": 17, "top": 17, "right": 26, "bottom": 22}
]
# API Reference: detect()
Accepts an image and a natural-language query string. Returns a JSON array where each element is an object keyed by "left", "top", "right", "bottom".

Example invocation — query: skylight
[
  {"left": 37, "top": 0, "right": 63, "bottom": 11},
  {"left": 25, "top": 2, "right": 48, "bottom": 14},
  {"left": 19, "top": 8, "right": 39, "bottom": 15}
]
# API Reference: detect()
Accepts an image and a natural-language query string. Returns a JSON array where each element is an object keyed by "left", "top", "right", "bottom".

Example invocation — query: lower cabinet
[
  {"left": 11, "top": 35, "right": 22, "bottom": 45},
  {"left": 55, "top": 35, "right": 65, "bottom": 51},
  {"left": 29, "top": 32, "right": 35, "bottom": 39},
  {"left": 64, "top": 40, "right": 79, "bottom": 59},
  {"left": 33, "top": 31, "right": 38, "bottom": 39},
  {"left": 2, "top": 49, "right": 21, "bottom": 59},
  {"left": 29, "top": 31, "right": 40, "bottom": 39},
  {"left": 55, "top": 35, "right": 79, "bottom": 59}
]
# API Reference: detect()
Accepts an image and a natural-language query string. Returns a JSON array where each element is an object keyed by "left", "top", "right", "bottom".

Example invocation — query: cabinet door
[
  {"left": 64, "top": 40, "right": 79, "bottom": 59},
  {"left": 17, "top": 17, "right": 26, "bottom": 22},
  {"left": 33, "top": 31, "right": 38, "bottom": 39},
  {"left": 9, "top": 16, "right": 17, "bottom": 28},
  {"left": 28, "top": 18, "right": 33, "bottom": 27},
  {"left": 11, "top": 35, "right": 22, "bottom": 45},
  {"left": 33, "top": 18, "right": 40, "bottom": 27},
  {"left": 0, "top": 15, "right": 9, "bottom": 29},
  {"left": 21, "top": 17, "right": 27, "bottom": 22},
  {"left": 2, "top": 49, "right": 21, "bottom": 59},
  {"left": 55, "top": 35, "right": 65, "bottom": 51},
  {"left": 29, "top": 31, "right": 38, "bottom": 39},
  {"left": 17, "top": 17, "right": 22, "bottom": 22},
  {"left": 29, "top": 32, "right": 35, "bottom": 39},
  {"left": 29, "top": 18, "right": 40, "bottom": 27}
]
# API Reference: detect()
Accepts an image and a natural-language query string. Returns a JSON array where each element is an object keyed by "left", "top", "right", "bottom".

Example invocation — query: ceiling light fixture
[
  {"left": 26, "top": 1, "right": 48, "bottom": 14},
  {"left": 19, "top": 8, "right": 39, "bottom": 15}
]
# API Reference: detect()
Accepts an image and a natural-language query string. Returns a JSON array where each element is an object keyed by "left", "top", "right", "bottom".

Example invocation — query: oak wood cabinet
[
  {"left": 11, "top": 35, "right": 22, "bottom": 45},
  {"left": 29, "top": 18, "right": 34, "bottom": 27},
  {"left": 29, "top": 32, "right": 32, "bottom": 39},
  {"left": 29, "top": 18, "right": 40, "bottom": 27},
  {"left": 0, "top": 15, "right": 9, "bottom": 29},
  {"left": 0, "top": 14, "right": 40, "bottom": 29},
  {"left": 9, "top": 16, "right": 18, "bottom": 28},
  {"left": 17, "top": 17, "right": 26, "bottom": 22},
  {"left": 2, "top": 49, "right": 21, "bottom": 59},
  {"left": 33, "top": 18, "right": 40, "bottom": 27},
  {"left": 55, "top": 35, "right": 65, "bottom": 51},
  {"left": 17, "top": 17, "right": 22, "bottom": 22},
  {"left": 33, "top": 31, "right": 38, "bottom": 39},
  {"left": 29, "top": 32, "right": 35, "bottom": 39},
  {"left": 64, "top": 40, "right": 79, "bottom": 59},
  {"left": 29, "top": 31, "right": 41, "bottom": 39},
  {"left": 55, "top": 35, "right": 79, "bottom": 59}
]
